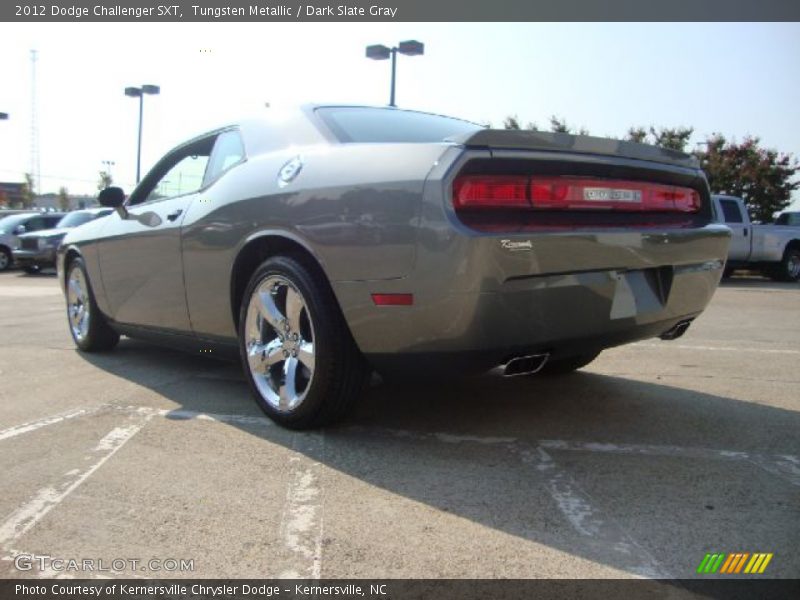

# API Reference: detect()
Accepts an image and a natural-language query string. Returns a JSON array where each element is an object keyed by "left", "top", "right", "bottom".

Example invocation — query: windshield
[
  {"left": 57, "top": 211, "right": 98, "bottom": 228},
  {"left": 316, "top": 107, "right": 482, "bottom": 143},
  {"left": 0, "top": 213, "right": 37, "bottom": 234}
]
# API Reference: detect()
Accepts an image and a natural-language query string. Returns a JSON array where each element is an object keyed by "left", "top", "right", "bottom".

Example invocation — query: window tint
[
  {"left": 776, "top": 213, "right": 799, "bottom": 226},
  {"left": 147, "top": 154, "right": 210, "bottom": 202},
  {"left": 57, "top": 211, "right": 95, "bottom": 228},
  {"left": 0, "top": 214, "right": 35, "bottom": 233},
  {"left": 316, "top": 107, "right": 482, "bottom": 143},
  {"left": 46, "top": 216, "right": 63, "bottom": 227},
  {"left": 719, "top": 199, "right": 743, "bottom": 223},
  {"left": 25, "top": 217, "right": 47, "bottom": 231},
  {"left": 203, "top": 130, "right": 245, "bottom": 186}
]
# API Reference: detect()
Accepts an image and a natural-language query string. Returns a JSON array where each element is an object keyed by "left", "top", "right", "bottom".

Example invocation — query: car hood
[{"left": 18, "top": 227, "right": 73, "bottom": 239}]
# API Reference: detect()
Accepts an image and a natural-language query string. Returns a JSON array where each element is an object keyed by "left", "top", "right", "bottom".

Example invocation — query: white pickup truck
[{"left": 712, "top": 195, "right": 800, "bottom": 282}]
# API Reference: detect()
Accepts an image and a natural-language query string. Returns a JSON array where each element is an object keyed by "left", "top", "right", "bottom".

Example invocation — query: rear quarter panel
[{"left": 180, "top": 142, "right": 449, "bottom": 339}]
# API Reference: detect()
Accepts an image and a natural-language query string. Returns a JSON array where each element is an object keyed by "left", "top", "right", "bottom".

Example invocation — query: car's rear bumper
[{"left": 332, "top": 224, "right": 730, "bottom": 375}]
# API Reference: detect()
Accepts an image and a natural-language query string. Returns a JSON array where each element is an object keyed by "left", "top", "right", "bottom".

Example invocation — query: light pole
[
  {"left": 365, "top": 40, "right": 424, "bottom": 107},
  {"left": 124, "top": 84, "right": 160, "bottom": 183}
]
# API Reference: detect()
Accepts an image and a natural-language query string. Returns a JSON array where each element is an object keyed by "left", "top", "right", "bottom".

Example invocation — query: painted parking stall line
[
  {"left": 539, "top": 439, "right": 800, "bottom": 487},
  {"left": 518, "top": 444, "right": 672, "bottom": 579},
  {"left": 277, "top": 432, "right": 326, "bottom": 579},
  {"left": 0, "top": 413, "right": 152, "bottom": 556},
  {"left": 0, "top": 405, "right": 108, "bottom": 442}
]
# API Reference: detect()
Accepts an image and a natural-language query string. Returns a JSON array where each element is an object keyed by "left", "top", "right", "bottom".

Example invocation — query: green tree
[
  {"left": 549, "top": 116, "right": 588, "bottom": 135},
  {"left": 649, "top": 126, "right": 693, "bottom": 152},
  {"left": 503, "top": 115, "right": 521, "bottom": 130},
  {"left": 626, "top": 126, "right": 648, "bottom": 144},
  {"left": 97, "top": 170, "right": 113, "bottom": 191},
  {"left": 57, "top": 186, "right": 70, "bottom": 211},
  {"left": 625, "top": 126, "right": 693, "bottom": 151},
  {"left": 20, "top": 173, "right": 36, "bottom": 209},
  {"left": 696, "top": 135, "right": 799, "bottom": 223}
]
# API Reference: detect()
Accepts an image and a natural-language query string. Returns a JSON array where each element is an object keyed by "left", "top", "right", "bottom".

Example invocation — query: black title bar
[{"left": 3, "top": 0, "right": 800, "bottom": 22}]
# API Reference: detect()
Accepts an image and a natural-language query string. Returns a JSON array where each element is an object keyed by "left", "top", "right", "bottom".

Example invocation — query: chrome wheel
[
  {"left": 244, "top": 275, "right": 316, "bottom": 411},
  {"left": 787, "top": 253, "right": 800, "bottom": 279},
  {"left": 67, "top": 266, "right": 91, "bottom": 342}
]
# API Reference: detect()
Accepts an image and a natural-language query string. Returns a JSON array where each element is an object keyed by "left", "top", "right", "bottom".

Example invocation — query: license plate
[{"left": 583, "top": 188, "right": 642, "bottom": 203}]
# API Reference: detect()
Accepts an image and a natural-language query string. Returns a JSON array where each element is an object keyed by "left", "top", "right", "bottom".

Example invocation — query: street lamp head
[
  {"left": 398, "top": 40, "right": 424, "bottom": 56},
  {"left": 124, "top": 87, "right": 142, "bottom": 98},
  {"left": 366, "top": 44, "right": 391, "bottom": 60},
  {"left": 141, "top": 84, "right": 160, "bottom": 95}
]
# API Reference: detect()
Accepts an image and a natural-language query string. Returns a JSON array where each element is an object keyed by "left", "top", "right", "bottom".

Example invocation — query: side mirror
[{"left": 98, "top": 186, "right": 128, "bottom": 219}]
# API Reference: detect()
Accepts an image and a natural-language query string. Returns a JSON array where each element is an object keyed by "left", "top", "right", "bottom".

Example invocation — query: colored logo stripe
[{"left": 697, "top": 552, "right": 773, "bottom": 574}]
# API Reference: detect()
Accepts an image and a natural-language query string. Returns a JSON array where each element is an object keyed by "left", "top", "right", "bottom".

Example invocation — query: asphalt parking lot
[{"left": 0, "top": 270, "right": 798, "bottom": 580}]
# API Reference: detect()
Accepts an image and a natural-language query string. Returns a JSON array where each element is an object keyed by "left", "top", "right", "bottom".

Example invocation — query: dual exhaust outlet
[{"left": 501, "top": 317, "right": 694, "bottom": 376}]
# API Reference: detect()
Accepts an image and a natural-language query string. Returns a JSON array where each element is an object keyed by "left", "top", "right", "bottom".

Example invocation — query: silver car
[
  {"left": 0, "top": 212, "right": 64, "bottom": 271},
  {"left": 58, "top": 105, "right": 730, "bottom": 429}
]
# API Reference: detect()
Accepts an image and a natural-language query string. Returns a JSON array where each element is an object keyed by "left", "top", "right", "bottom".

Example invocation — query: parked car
[
  {"left": 13, "top": 208, "right": 113, "bottom": 273},
  {"left": 57, "top": 105, "right": 730, "bottom": 429},
  {"left": 712, "top": 195, "right": 800, "bottom": 281},
  {"left": 0, "top": 212, "right": 64, "bottom": 271}
]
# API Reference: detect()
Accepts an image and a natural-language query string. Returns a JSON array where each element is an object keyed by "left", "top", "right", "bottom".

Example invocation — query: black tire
[
  {"left": 0, "top": 246, "right": 11, "bottom": 272},
  {"left": 538, "top": 351, "right": 601, "bottom": 375},
  {"left": 769, "top": 247, "right": 800, "bottom": 282},
  {"left": 65, "top": 257, "right": 120, "bottom": 352},
  {"left": 238, "top": 254, "right": 368, "bottom": 429}
]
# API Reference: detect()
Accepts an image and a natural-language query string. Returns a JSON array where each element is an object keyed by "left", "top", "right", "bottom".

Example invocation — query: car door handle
[
  {"left": 166, "top": 209, "right": 183, "bottom": 222},
  {"left": 743, "top": 228, "right": 748, "bottom": 237}
]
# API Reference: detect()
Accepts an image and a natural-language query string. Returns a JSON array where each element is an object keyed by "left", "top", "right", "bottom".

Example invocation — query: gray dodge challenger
[{"left": 58, "top": 105, "right": 730, "bottom": 428}]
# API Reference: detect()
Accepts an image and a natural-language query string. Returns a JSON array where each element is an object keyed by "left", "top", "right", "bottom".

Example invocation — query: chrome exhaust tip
[
  {"left": 503, "top": 353, "right": 550, "bottom": 377},
  {"left": 659, "top": 318, "right": 694, "bottom": 341}
]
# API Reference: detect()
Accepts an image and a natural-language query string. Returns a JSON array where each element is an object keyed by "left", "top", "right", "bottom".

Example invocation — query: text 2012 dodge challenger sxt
[{"left": 58, "top": 105, "right": 730, "bottom": 428}]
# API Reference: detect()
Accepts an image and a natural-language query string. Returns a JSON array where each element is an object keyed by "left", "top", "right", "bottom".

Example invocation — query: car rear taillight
[
  {"left": 452, "top": 175, "right": 701, "bottom": 213},
  {"left": 452, "top": 176, "right": 529, "bottom": 209}
]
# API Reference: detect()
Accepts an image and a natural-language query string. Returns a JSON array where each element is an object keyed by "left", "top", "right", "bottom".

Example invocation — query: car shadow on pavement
[{"left": 76, "top": 339, "right": 800, "bottom": 579}]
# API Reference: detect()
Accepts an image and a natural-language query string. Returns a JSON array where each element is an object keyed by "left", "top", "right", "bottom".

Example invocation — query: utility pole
[{"left": 30, "top": 49, "right": 40, "bottom": 196}]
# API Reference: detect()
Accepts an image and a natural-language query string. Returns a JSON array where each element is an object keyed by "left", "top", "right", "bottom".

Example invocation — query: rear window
[
  {"left": 316, "top": 107, "right": 481, "bottom": 143},
  {"left": 776, "top": 212, "right": 799, "bottom": 226}
]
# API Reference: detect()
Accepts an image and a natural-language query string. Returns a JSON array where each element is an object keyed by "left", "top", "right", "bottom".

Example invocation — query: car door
[
  {"left": 718, "top": 198, "right": 749, "bottom": 261},
  {"left": 98, "top": 134, "right": 215, "bottom": 332}
]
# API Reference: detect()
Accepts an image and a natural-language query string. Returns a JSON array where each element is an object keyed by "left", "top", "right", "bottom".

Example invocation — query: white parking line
[
  {"left": 540, "top": 440, "right": 800, "bottom": 487},
  {"left": 519, "top": 445, "right": 672, "bottom": 579},
  {"left": 0, "top": 406, "right": 107, "bottom": 442},
  {"left": 126, "top": 406, "right": 273, "bottom": 427},
  {"left": 277, "top": 432, "right": 325, "bottom": 579},
  {"left": 0, "top": 287, "right": 61, "bottom": 297},
  {"left": 634, "top": 343, "right": 800, "bottom": 355},
  {"left": 0, "top": 416, "right": 150, "bottom": 553}
]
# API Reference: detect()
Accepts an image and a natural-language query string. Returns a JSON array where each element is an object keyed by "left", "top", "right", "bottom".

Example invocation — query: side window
[
  {"left": 46, "top": 216, "right": 62, "bottom": 227},
  {"left": 203, "top": 130, "right": 245, "bottom": 187},
  {"left": 720, "top": 200, "right": 743, "bottom": 223},
  {"left": 24, "top": 217, "right": 45, "bottom": 232},
  {"left": 146, "top": 154, "right": 210, "bottom": 203}
]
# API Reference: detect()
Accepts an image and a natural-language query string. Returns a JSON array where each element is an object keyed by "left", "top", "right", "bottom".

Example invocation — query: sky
[{"left": 0, "top": 22, "right": 798, "bottom": 209}]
